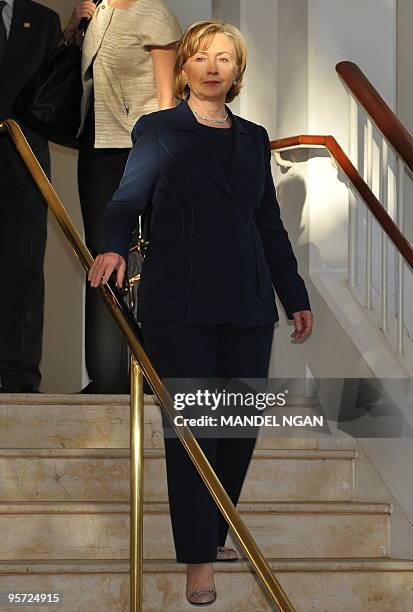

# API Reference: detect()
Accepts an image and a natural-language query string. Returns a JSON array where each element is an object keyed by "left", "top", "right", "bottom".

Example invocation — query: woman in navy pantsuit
[{"left": 89, "top": 20, "right": 313, "bottom": 607}]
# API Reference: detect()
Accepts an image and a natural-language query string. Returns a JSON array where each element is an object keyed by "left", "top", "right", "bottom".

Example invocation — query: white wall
[
  {"left": 213, "top": 0, "right": 277, "bottom": 133},
  {"left": 397, "top": 0, "right": 413, "bottom": 338},
  {"left": 302, "top": 0, "right": 413, "bottom": 550},
  {"left": 397, "top": 0, "right": 413, "bottom": 132},
  {"left": 166, "top": 0, "right": 212, "bottom": 29},
  {"left": 397, "top": 0, "right": 413, "bottom": 245},
  {"left": 273, "top": 0, "right": 310, "bottom": 379},
  {"left": 307, "top": 0, "right": 397, "bottom": 272},
  {"left": 212, "top": 0, "right": 240, "bottom": 23},
  {"left": 303, "top": 0, "right": 413, "bottom": 365}
]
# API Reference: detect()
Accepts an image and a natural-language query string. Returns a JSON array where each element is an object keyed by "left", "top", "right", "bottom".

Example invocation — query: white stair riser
[
  {"left": 0, "top": 455, "right": 354, "bottom": 503},
  {"left": 0, "top": 569, "right": 410, "bottom": 611},
  {"left": 0, "top": 512, "right": 389, "bottom": 560}
]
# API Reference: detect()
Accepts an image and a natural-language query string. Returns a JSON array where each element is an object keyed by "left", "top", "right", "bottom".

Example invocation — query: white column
[
  {"left": 166, "top": 0, "right": 212, "bottom": 28},
  {"left": 381, "top": 139, "right": 389, "bottom": 333},
  {"left": 213, "top": 0, "right": 278, "bottom": 134},
  {"left": 396, "top": 158, "right": 405, "bottom": 355},
  {"left": 365, "top": 118, "right": 373, "bottom": 309},
  {"left": 348, "top": 95, "right": 359, "bottom": 287}
]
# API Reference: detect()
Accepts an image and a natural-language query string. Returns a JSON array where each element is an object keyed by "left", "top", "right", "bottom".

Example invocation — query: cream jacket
[{"left": 78, "top": 0, "right": 182, "bottom": 148}]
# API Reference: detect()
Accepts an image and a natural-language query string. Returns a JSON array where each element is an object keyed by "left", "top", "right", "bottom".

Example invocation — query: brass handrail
[
  {"left": 0, "top": 118, "right": 295, "bottom": 612},
  {"left": 271, "top": 135, "right": 413, "bottom": 270},
  {"left": 130, "top": 356, "right": 144, "bottom": 612}
]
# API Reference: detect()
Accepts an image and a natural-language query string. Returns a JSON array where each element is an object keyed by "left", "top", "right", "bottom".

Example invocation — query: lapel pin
[{"left": 23, "top": 22, "right": 31, "bottom": 28}]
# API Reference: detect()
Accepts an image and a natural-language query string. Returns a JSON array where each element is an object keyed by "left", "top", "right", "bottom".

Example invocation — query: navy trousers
[{"left": 141, "top": 321, "right": 274, "bottom": 563}]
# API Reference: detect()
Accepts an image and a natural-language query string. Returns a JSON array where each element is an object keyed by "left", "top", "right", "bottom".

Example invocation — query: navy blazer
[{"left": 104, "top": 100, "right": 311, "bottom": 326}]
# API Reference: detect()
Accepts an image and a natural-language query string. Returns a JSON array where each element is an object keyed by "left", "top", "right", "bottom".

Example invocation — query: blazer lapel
[
  {"left": 0, "top": 0, "right": 35, "bottom": 79},
  {"left": 225, "top": 105, "right": 252, "bottom": 194}
]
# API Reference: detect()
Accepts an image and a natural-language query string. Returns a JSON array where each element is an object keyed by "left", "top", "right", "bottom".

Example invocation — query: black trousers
[
  {"left": 0, "top": 136, "right": 49, "bottom": 390},
  {"left": 77, "top": 108, "right": 131, "bottom": 393},
  {"left": 141, "top": 321, "right": 274, "bottom": 563}
]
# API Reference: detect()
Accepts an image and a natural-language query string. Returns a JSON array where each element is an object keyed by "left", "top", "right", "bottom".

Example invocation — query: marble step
[
  {"left": 0, "top": 558, "right": 412, "bottom": 611},
  {"left": 0, "top": 501, "right": 390, "bottom": 560},
  {"left": 0, "top": 393, "right": 355, "bottom": 451},
  {"left": 0, "top": 448, "right": 356, "bottom": 503}
]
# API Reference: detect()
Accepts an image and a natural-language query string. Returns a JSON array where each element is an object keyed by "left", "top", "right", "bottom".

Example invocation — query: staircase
[{"left": 0, "top": 393, "right": 412, "bottom": 611}]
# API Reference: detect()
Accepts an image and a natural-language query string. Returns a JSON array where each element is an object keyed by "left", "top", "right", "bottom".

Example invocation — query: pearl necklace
[{"left": 192, "top": 109, "right": 229, "bottom": 124}]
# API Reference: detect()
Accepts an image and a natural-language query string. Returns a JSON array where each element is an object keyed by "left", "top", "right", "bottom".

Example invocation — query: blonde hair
[{"left": 173, "top": 21, "right": 247, "bottom": 103}]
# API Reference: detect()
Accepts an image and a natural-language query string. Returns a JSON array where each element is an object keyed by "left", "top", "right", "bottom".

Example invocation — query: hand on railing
[
  {"left": 291, "top": 310, "right": 313, "bottom": 340},
  {"left": 88, "top": 252, "right": 126, "bottom": 288}
]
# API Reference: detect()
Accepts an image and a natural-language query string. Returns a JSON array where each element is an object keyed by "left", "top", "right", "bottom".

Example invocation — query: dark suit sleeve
[
  {"left": 255, "top": 126, "right": 311, "bottom": 320},
  {"left": 46, "top": 11, "right": 63, "bottom": 56},
  {"left": 103, "top": 115, "right": 160, "bottom": 262}
]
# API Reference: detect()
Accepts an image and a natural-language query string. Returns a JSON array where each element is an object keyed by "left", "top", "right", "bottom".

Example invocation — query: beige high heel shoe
[
  {"left": 186, "top": 564, "right": 217, "bottom": 606},
  {"left": 186, "top": 586, "right": 217, "bottom": 606}
]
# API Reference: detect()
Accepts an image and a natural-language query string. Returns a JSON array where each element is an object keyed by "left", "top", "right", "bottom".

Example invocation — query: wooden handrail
[
  {"left": 271, "top": 135, "right": 413, "bottom": 269},
  {"left": 336, "top": 61, "right": 413, "bottom": 175}
]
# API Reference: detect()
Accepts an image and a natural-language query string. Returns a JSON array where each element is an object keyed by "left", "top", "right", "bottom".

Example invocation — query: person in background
[
  {"left": 65, "top": 0, "right": 182, "bottom": 393},
  {"left": 0, "top": 0, "right": 61, "bottom": 393},
  {"left": 88, "top": 20, "right": 313, "bottom": 606}
]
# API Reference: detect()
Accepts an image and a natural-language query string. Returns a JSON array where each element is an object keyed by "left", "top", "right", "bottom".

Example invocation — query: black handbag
[{"left": 13, "top": 41, "right": 83, "bottom": 149}]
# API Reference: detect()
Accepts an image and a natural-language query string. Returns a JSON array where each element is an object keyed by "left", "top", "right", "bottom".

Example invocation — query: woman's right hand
[
  {"left": 67, "top": 1, "right": 97, "bottom": 31},
  {"left": 88, "top": 253, "right": 126, "bottom": 289}
]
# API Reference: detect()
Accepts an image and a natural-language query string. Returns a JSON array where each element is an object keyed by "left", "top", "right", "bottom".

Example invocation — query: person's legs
[
  {"left": 215, "top": 324, "right": 274, "bottom": 547},
  {"left": 141, "top": 322, "right": 274, "bottom": 603},
  {"left": 140, "top": 321, "right": 221, "bottom": 564},
  {"left": 0, "top": 144, "right": 47, "bottom": 391},
  {"left": 77, "top": 118, "right": 130, "bottom": 393}
]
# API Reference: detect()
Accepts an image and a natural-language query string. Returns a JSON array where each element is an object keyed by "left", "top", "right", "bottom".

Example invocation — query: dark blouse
[
  {"left": 199, "top": 123, "right": 234, "bottom": 175},
  {"left": 186, "top": 124, "right": 238, "bottom": 324}
]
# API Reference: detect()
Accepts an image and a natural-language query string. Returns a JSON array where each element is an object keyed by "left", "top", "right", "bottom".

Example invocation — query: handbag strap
[{"left": 78, "top": 0, "right": 104, "bottom": 32}]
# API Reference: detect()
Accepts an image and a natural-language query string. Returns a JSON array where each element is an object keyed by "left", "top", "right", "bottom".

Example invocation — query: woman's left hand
[
  {"left": 88, "top": 252, "right": 126, "bottom": 289},
  {"left": 291, "top": 310, "right": 313, "bottom": 339}
]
